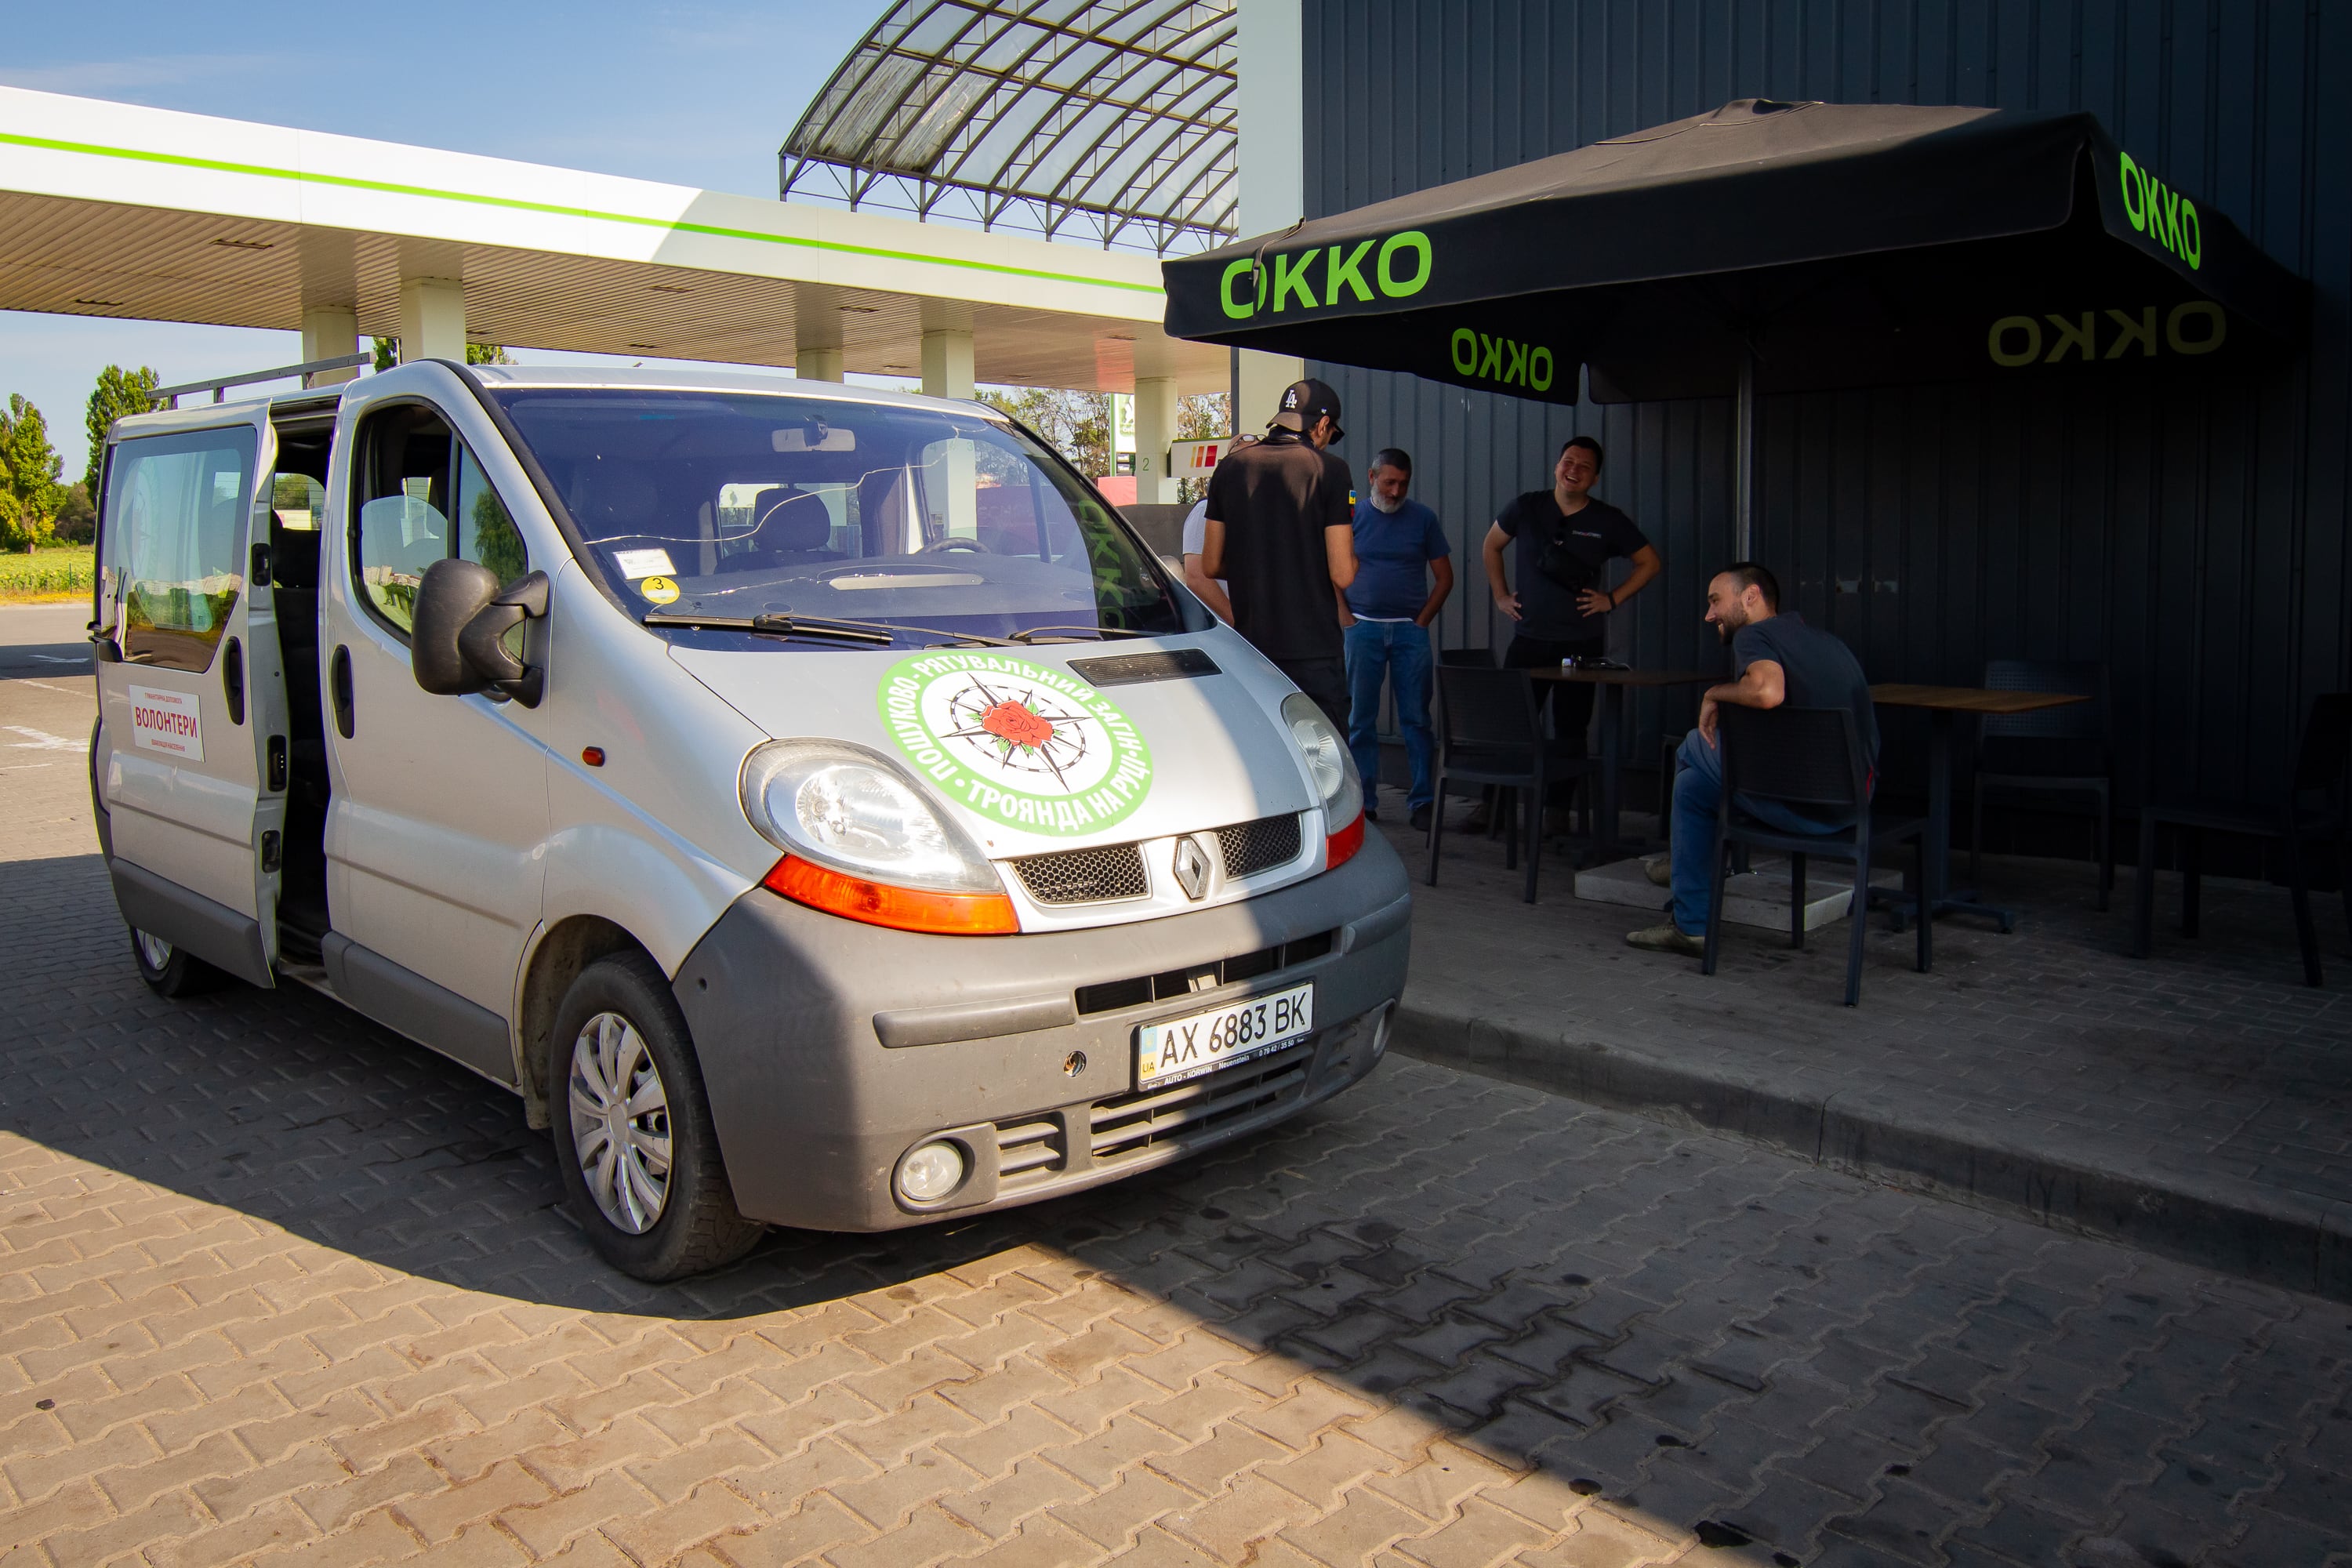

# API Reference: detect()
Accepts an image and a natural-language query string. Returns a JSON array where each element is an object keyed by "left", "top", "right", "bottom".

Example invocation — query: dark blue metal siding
[{"left": 1300, "top": 0, "right": 2347, "bottom": 809}]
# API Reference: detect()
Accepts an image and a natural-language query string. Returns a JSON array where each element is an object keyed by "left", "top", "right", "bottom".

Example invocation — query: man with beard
[
  {"left": 1626, "top": 563, "right": 1878, "bottom": 957},
  {"left": 1339, "top": 448, "right": 1453, "bottom": 829}
]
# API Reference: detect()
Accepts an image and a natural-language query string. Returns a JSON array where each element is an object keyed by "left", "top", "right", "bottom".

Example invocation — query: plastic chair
[
  {"left": 2132, "top": 693, "right": 2352, "bottom": 986},
  {"left": 1708, "top": 705, "right": 1931, "bottom": 1006},
  {"left": 1425, "top": 666, "right": 1591, "bottom": 902},
  {"left": 1971, "top": 660, "right": 2114, "bottom": 909}
]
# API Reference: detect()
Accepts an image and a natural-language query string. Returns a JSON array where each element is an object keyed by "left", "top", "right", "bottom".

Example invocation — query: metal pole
[{"left": 1733, "top": 349, "right": 1756, "bottom": 560}]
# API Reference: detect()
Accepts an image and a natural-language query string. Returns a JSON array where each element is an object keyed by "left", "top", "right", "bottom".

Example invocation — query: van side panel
[
  {"left": 322, "top": 932, "right": 514, "bottom": 1086},
  {"left": 108, "top": 858, "right": 271, "bottom": 987},
  {"left": 527, "top": 564, "right": 775, "bottom": 983}
]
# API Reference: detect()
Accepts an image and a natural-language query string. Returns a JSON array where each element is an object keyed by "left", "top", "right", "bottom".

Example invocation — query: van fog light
[{"left": 897, "top": 1140, "right": 967, "bottom": 1203}]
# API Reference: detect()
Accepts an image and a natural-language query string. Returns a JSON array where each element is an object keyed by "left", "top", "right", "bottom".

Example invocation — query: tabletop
[
  {"left": 1529, "top": 666, "right": 1719, "bottom": 688},
  {"left": 1870, "top": 684, "right": 2090, "bottom": 715}
]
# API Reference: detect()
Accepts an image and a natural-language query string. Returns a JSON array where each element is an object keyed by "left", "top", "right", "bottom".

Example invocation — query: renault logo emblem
[{"left": 1171, "top": 836, "right": 1211, "bottom": 902}]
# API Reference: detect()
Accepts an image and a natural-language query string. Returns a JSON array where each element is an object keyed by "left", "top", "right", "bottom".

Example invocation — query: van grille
[
  {"left": 1073, "top": 928, "right": 1335, "bottom": 1017},
  {"left": 1014, "top": 844, "right": 1149, "bottom": 904},
  {"left": 1216, "top": 813, "right": 1304, "bottom": 878},
  {"left": 994, "top": 1041, "right": 1315, "bottom": 1193}
]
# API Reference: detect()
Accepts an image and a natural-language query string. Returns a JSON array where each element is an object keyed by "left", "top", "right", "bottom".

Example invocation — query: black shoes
[{"left": 1409, "top": 805, "right": 1432, "bottom": 832}]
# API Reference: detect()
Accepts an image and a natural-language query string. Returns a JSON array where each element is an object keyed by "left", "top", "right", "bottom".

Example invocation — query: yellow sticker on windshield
[{"left": 641, "top": 576, "right": 680, "bottom": 605}]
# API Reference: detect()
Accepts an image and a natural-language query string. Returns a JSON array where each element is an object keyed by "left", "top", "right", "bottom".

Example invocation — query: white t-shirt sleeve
[{"left": 1181, "top": 499, "right": 1208, "bottom": 555}]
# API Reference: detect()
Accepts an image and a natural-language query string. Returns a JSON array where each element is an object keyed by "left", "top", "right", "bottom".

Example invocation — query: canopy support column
[
  {"left": 1134, "top": 376, "right": 1180, "bottom": 503},
  {"left": 920, "top": 328, "right": 975, "bottom": 400},
  {"left": 300, "top": 307, "right": 360, "bottom": 387},
  {"left": 1733, "top": 348, "right": 1757, "bottom": 559},
  {"left": 396, "top": 278, "right": 465, "bottom": 364}
]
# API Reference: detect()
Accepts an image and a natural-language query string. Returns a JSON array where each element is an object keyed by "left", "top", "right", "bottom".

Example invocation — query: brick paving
[
  {"left": 5, "top": 607, "right": 2351, "bottom": 1567},
  {"left": 1385, "top": 800, "right": 2352, "bottom": 1297}
]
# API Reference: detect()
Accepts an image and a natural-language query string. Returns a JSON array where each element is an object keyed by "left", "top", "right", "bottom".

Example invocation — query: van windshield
[{"left": 488, "top": 388, "right": 1190, "bottom": 645}]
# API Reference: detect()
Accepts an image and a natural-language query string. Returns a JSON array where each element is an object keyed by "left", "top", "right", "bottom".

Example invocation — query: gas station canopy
[{"left": 0, "top": 85, "right": 1226, "bottom": 394}]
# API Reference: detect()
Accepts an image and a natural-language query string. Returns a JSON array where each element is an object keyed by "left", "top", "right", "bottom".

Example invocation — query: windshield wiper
[
  {"left": 643, "top": 611, "right": 1015, "bottom": 648},
  {"left": 643, "top": 611, "right": 895, "bottom": 647},
  {"left": 1007, "top": 626, "right": 1149, "bottom": 644}
]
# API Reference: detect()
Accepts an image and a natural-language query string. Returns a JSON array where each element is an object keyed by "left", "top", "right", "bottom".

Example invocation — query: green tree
[
  {"left": 50, "top": 483, "right": 96, "bottom": 544},
  {"left": 976, "top": 387, "right": 1113, "bottom": 477},
  {"left": 464, "top": 343, "right": 514, "bottom": 365},
  {"left": 372, "top": 336, "right": 399, "bottom": 372},
  {"left": 83, "top": 365, "right": 159, "bottom": 495},
  {"left": 0, "top": 395, "right": 63, "bottom": 550}
]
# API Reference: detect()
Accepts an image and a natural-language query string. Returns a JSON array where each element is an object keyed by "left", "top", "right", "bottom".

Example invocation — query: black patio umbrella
[{"left": 1162, "top": 99, "right": 2306, "bottom": 546}]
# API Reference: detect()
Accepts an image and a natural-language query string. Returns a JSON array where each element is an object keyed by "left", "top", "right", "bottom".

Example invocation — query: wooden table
[
  {"left": 1870, "top": 684, "right": 2089, "bottom": 931},
  {"left": 1530, "top": 666, "right": 1719, "bottom": 864}
]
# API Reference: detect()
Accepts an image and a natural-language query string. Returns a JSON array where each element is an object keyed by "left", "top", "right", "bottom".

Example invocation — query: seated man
[{"left": 1627, "top": 562, "right": 1878, "bottom": 956}]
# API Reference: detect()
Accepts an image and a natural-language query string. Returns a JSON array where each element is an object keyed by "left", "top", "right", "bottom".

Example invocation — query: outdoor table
[
  {"left": 1869, "top": 684, "right": 2089, "bottom": 931},
  {"left": 1530, "top": 666, "right": 1718, "bottom": 865}
]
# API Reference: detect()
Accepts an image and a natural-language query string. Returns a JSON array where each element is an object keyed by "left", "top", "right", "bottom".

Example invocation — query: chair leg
[
  {"left": 2095, "top": 782, "right": 2114, "bottom": 913},
  {"left": 1502, "top": 788, "right": 1519, "bottom": 871},
  {"left": 2181, "top": 828, "right": 2202, "bottom": 938},
  {"left": 1969, "top": 772, "right": 1985, "bottom": 895},
  {"left": 1702, "top": 839, "right": 1730, "bottom": 976},
  {"left": 2133, "top": 815, "right": 2159, "bottom": 959},
  {"left": 2340, "top": 837, "right": 2352, "bottom": 959},
  {"left": 1915, "top": 835, "right": 1933, "bottom": 974},
  {"left": 1844, "top": 844, "right": 1871, "bottom": 1007},
  {"left": 1789, "top": 851, "right": 1806, "bottom": 949},
  {"left": 1425, "top": 768, "right": 1445, "bottom": 887},
  {"left": 1524, "top": 771, "right": 1544, "bottom": 904},
  {"left": 2287, "top": 828, "right": 2321, "bottom": 987}
]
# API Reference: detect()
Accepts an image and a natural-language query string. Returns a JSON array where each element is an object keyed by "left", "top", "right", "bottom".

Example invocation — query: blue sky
[{"left": 2, "top": 2, "right": 884, "bottom": 480}]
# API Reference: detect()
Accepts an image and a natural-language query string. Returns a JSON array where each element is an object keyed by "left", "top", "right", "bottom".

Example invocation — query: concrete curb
[{"left": 1394, "top": 1001, "right": 2352, "bottom": 1305}]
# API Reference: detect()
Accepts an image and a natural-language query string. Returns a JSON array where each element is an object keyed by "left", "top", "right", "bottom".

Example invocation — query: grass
[{"left": 0, "top": 545, "right": 96, "bottom": 601}]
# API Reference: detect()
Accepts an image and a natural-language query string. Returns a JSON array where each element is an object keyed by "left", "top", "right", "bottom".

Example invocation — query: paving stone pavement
[
  {"left": 4, "top": 609, "right": 2351, "bottom": 1568},
  {"left": 1382, "top": 797, "right": 2352, "bottom": 1298}
]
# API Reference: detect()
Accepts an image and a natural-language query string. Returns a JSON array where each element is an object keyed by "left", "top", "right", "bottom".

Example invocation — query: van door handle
[
  {"left": 330, "top": 645, "right": 355, "bottom": 739},
  {"left": 223, "top": 637, "right": 245, "bottom": 725}
]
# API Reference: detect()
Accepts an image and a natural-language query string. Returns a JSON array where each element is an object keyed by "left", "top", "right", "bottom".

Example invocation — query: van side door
[
  {"left": 315, "top": 381, "right": 550, "bottom": 1084},
  {"left": 93, "top": 408, "right": 286, "bottom": 985}
]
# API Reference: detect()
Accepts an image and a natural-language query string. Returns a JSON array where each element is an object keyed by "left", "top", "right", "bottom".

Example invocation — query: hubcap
[
  {"left": 567, "top": 1011, "right": 673, "bottom": 1234},
  {"left": 135, "top": 930, "right": 173, "bottom": 971}
]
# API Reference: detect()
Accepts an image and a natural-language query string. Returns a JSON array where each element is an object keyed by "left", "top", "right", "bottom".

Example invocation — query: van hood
[{"left": 666, "top": 638, "right": 1316, "bottom": 856}]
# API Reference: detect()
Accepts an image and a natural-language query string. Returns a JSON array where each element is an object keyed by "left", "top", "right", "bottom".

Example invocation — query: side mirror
[{"left": 412, "top": 560, "right": 550, "bottom": 706}]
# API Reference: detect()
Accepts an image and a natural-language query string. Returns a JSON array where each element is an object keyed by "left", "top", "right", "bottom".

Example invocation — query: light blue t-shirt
[{"left": 1345, "top": 497, "right": 1449, "bottom": 620}]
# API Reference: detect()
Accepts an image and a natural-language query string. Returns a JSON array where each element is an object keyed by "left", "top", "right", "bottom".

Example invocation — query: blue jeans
[
  {"left": 1670, "top": 728, "right": 1859, "bottom": 935},
  {"left": 1344, "top": 620, "right": 1435, "bottom": 811}
]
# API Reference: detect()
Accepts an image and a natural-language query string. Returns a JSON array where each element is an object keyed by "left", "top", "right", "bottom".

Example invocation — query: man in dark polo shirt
[
  {"left": 1480, "top": 436, "right": 1664, "bottom": 754},
  {"left": 1200, "top": 378, "right": 1359, "bottom": 729},
  {"left": 1628, "top": 562, "right": 1878, "bottom": 957}
]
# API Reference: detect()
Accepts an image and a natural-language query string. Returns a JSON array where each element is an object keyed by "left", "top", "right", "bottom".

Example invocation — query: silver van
[{"left": 89, "top": 363, "right": 1411, "bottom": 1279}]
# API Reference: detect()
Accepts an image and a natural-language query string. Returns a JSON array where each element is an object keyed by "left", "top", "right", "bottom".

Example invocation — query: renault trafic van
[{"left": 89, "top": 363, "right": 1412, "bottom": 1279}]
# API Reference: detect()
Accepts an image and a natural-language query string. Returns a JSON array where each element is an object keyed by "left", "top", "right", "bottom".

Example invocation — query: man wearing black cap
[{"left": 1200, "top": 378, "right": 1359, "bottom": 729}]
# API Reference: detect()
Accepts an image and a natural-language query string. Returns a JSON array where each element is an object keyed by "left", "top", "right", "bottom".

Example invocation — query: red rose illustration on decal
[{"left": 981, "top": 699, "right": 1055, "bottom": 750}]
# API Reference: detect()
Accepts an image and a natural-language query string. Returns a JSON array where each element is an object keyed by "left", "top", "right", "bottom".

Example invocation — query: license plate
[{"left": 1134, "top": 982, "right": 1315, "bottom": 1091}]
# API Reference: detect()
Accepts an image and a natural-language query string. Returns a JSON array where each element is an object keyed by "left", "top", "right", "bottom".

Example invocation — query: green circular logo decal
[{"left": 878, "top": 652, "right": 1153, "bottom": 837}]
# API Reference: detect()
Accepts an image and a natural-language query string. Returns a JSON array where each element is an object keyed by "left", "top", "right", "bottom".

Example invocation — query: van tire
[
  {"left": 129, "top": 928, "right": 228, "bottom": 999},
  {"left": 550, "top": 952, "right": 764, "bottom": 1281}
]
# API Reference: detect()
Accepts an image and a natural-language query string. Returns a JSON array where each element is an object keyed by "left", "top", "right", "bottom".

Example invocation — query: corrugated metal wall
[{"left": 1301, "top": 0, "right": 2347, "bottom": 818}]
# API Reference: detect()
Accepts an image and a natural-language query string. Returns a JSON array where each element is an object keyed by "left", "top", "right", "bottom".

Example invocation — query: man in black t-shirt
[
  {"left": 1477, "top": 436, "right": 1663, "bottom": 815},
  {"left": 1627, "top": 562, "right": 1877, "bottom": 958},
  {"left": 1201, "top": 378, "right": 1359, "bottom": 729}
]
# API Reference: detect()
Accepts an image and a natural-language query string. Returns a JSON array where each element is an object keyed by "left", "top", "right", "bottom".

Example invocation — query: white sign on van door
[{"left": 127, "top": 684, "right": 204, "bottom": 760}]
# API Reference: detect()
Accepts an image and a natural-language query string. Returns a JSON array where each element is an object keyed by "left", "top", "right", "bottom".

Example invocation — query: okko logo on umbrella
[{"left": 878, "top": 652, "right": 1153, "bottom": 837}]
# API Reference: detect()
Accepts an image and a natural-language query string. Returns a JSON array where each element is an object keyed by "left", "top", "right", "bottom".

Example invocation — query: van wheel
[
  {"left": 129, "top": 928, "right": 227, "bottom": 999},
  {"left": 550, "top": 952, "right": 763, "bottom": 1281}
]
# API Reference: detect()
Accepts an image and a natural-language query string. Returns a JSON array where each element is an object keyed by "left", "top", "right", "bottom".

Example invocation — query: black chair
[
  {"left": 1438, "top": 647, "right": 1494, "bottom": 668},
  {"left": 1971, "top": 659, "right": 2115, "bottom": 909},
  {"left": 1708, "top": 705, "right": 1931, "bottom": 1007},
  {"left": 2133, "top": 693, "right": 2352, "bottom": 986},
  {"left": 1425, "top": 666, "right": 1591, "bottom": 902}
]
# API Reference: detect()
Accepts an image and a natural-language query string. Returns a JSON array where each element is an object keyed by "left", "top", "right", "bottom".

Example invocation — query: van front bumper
[{"left": 672, "top": 830, "right": 1412, "bottom": 1232}]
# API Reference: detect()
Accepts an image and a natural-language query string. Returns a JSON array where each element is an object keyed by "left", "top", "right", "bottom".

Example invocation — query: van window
[
  {"left": 104, "top": 427, "right": 256, "bottom": 671},
  {"left": 353, "top": 408, "right": 528, "bottom": 634},
  {"left": 488, "top": 390, "right": 1188, "bottom": 644}
]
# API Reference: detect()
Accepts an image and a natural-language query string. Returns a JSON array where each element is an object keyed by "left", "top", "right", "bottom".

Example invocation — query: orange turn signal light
[
  {"left": 1326, "top": 809, "right": 1366, "bottom": 871},
  {"left": 761, "top": 856, "right": 1019, "bottom": 935}
]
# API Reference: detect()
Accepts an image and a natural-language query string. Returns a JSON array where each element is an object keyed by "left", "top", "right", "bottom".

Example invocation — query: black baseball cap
[{"left": 1269, "top": 378, "right": 1344, "bottom": 443}]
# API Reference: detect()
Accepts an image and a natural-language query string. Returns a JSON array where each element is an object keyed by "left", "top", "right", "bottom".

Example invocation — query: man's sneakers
[
  {"left": 1641, "top": 853, "right": 1672, "bottom": 887},
  {"left": 1365, "top": 804, "right": 1380, "bottom": 822},
  {"left": 1625, "top": 923, "right": 1704, "bottom": 957},
  {"left": 1408, "top": 804, "right": 1432, "bottom": 832}
]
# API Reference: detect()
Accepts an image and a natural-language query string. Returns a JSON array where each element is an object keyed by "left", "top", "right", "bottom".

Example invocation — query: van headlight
[
  {"left": 1282, "top": 692, "right": 1363, "bottom": 829},
  {"left": 740, "top": 739, "right": 1004, "bottom": 895}
]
